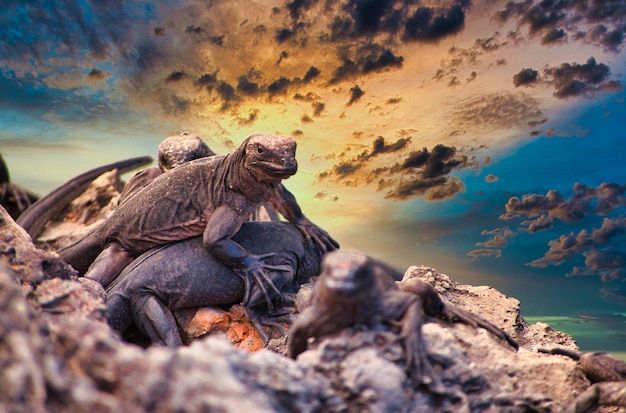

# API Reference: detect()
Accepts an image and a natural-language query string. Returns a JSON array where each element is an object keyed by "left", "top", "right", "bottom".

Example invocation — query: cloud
[
  {"left": 403, "top": 4, "right": 467, "bottom": 42},
  {"left": 347, "top": 85, "right": 365, "bottom": 105},
  {"left": 513, "top": 68, "right": 539, "bottom": 87},
  {"left": 470, "top": 226, "right": 515, "bottom": 258},
  {"left": 453, "top": 92, "right": 546, "bottom": 131},
  {"left": 467, "top": 248, "right": 502, "bottom": 258},
  {"left": 330, "top": 44, "right": 404, "bottom": 84},
  {"left": 501, "top": 182, "right": 626, "bottom": 224},
  {"left": 529, "top": 217, "right": 626, "bottom": 280},
  {"left": 521, "top": 214, "right": 554, "bottom": 233},
  {"left": 86, "top": 68, "right": 111, "bottom": 83},
  {"left": 544, "top": 57, "right": 623, "bottom": 99},
  {"left": 513, "top": 58, "right": 623, "bottom": 98},
  {"left": 476, "top": 234, "right": 508, "bottom": 248},
  {"left": 319, "top": 138, "right": 473, "bottom": 201},
  {"left": 493, "top": 0, "right": 626, "bottom": 52},
  {"left": 303, "top": 0, "right": 471, "bottom": 43}
]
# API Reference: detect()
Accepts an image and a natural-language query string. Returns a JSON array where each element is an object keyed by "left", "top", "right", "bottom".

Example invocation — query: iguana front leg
[
  {"left": 204, "top": 205, "right": 290, "bottom": 309},
  {"left": 270, "top": 184, "right": 339, "bottom": 253}
]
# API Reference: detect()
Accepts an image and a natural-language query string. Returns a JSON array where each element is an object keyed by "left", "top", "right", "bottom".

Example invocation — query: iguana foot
[
  {"left": 242, "top": 306, "right": 294, "bottom": 343},
  {"left": 294, "top": 218, "right": 340, "bottom": 253},
  {"left": 235, "top": 253, "right": 292, "bottom": 309},
  {"left": 563, "top": 382, "right": 626, "bottom": 413}
]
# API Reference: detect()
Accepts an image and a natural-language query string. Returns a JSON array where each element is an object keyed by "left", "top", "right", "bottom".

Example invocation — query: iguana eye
[{"left": 257, "top": 146, "right": 264, "bottom": 154}]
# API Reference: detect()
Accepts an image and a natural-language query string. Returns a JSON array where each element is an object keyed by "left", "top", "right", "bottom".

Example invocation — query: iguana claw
[
  {"left": 235, "top": 253, "right": 292, "bottom": 309},
  {"left": 295, "top": 218, "right": 340, "bottom": 253}
]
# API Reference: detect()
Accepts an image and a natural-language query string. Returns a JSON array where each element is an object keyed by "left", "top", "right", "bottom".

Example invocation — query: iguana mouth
[{"left": 252, "top": 160, "right": 298, "bottom": 178}]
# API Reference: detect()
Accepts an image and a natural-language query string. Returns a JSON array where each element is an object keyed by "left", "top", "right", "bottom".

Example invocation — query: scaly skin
[
  {"left": 59, "top": 133, "right": 338, "bottom": 306},
  {"left": 106, "top": 221, "right": 322, "bottom": 346},
  {"left": 288, "top": 250, "right": 518, "bottom": 388},
  {"left": 539, "top": 346, "right": 626, "bottom": 413}
]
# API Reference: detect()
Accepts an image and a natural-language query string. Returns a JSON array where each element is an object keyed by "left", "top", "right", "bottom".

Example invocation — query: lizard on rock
[
  {"left": 106, "top": 221, "right": 322, "bottom": 346},
  {"left": 287, "top": 250, "right": 518, "bottom": 388},
  {"left": 58, "top": 133, "right": 338, "bottom": 307}
]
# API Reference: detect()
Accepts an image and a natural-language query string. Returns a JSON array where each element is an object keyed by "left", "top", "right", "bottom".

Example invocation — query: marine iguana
[
  {"left": 538, "top": 347, "right": 626, "bottom": 413},
  {"left": 538, "top": 346, "right": 626, "bottom": 383},
  {"left": 106, "top": 221, "right": 322, "bottom": 346},
  {"left": 287, "top": 250, "right": 518, "bottom": 387},
  {"left": 59, "top": 133, "right": 338, "bottom": 305},
  {"left": 118, "top": 132, "right": 215, "bottom": 202},
  {"left": 16, "top": 156, "right": 153, "bottom": 238}
]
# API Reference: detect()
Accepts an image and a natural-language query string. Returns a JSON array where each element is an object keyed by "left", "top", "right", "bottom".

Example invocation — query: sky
[{"left": 1, "top": 0, "right": 625, "bottom": 353}]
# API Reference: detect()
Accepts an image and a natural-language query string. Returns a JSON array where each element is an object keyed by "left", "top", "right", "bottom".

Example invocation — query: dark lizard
[
  {"left": 538, "top": 346, "right": 626, "bottom": 413},
  {"left": 287, "top": 250, "right": 518, "bottom": 388},
  {"left": 106, "top": 221, "right": 322, "bottom": 346},
  {"left": 58, "top": 133, "right": 338, "bottom": 306},
  {"left": 16, "top": 156, "right": 153, "bottom": 238},
  {"left": 0, "top": 153, "right": 39, "bottom": 220}
]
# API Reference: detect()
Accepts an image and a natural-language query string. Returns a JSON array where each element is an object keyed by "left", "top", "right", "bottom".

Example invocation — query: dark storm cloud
[
  {"left": 403, "top": 4, "right": 467, "bottom": 42},
  {"left": 319, "top": 139, "right": 473, "bottom": 201},
  {"left": 192, "top": 65, "right": 322, "bottom": 112},
  {"left": 165, "top": 71, "right": 186, "bottom": 83},
  {"left": 311, "top": 0, "right": 470, "bottom": 43},
  {"left": 543, "top": 58, "right": 623, "bottom": 99},
  {"left": 513, "top": 68, "right": 539, "bottom": 87},
  {"left": 330, "top": 44, "right": 404, "bottom": 83},
  {"left": 321, "top": 136, "right": 411, "bottom": 179},
  {"left": 501, "top": 182, "right": 626, "bottom": 224},
  {"left": 347, "top": 85, "right": 365, "bottom": 105},
  {"left": 493, "top": 0, "right": 626, "bottom": 52},
  {"left": 541, "top": 27, "right": 567, "bottom": 44}
]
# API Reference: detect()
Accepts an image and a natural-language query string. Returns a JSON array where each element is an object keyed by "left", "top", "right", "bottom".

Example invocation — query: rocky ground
[{"left": 0, "top": 171, "right": 622, "bottom": 412}]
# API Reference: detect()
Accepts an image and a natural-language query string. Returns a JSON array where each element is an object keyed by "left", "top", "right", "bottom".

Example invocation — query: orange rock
[{"left": 176, "top": 305, "right": 264, "bottom": 352}]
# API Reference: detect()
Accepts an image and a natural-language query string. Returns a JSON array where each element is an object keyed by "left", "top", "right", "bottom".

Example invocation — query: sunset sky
[{"left": 2, "top": 0, "right": 625, "bottom": 353}]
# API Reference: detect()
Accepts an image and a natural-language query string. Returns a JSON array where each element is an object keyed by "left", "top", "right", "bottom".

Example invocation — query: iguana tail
[
  {"left": 57, "top": 228, "right": 106, "bottom": 275},
  {"left": 17, "top": 155, "right": 153, "bottom": 238}
]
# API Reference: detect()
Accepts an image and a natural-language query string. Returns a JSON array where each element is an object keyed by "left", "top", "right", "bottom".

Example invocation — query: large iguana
[
  {"left": 59, "top": 133, "right": 338, "bottom": 306},
  {"left": 106, "top": 221, "right": 322, "bottom": 346}
]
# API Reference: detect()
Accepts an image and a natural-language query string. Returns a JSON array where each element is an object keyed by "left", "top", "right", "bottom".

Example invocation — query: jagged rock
[
  {"left": 404, "top": 265, "right": 579, "bottom": 350},
  {"left": 0, "top": 197, "right": 605, "bottom": 412},
  {"left": 0, "top": 205, "right": 76, "bottom": 286}
]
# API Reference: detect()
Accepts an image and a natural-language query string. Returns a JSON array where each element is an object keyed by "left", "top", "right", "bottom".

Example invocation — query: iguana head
[
  {"left": 319, "top": 250, "right": 372, "bottom": 297},
  {"left": 318, "top": 250, "right": 401, "bottom": 298},
  {"left": 243, "top": 133, "right": 298, "bottom": 182}
]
